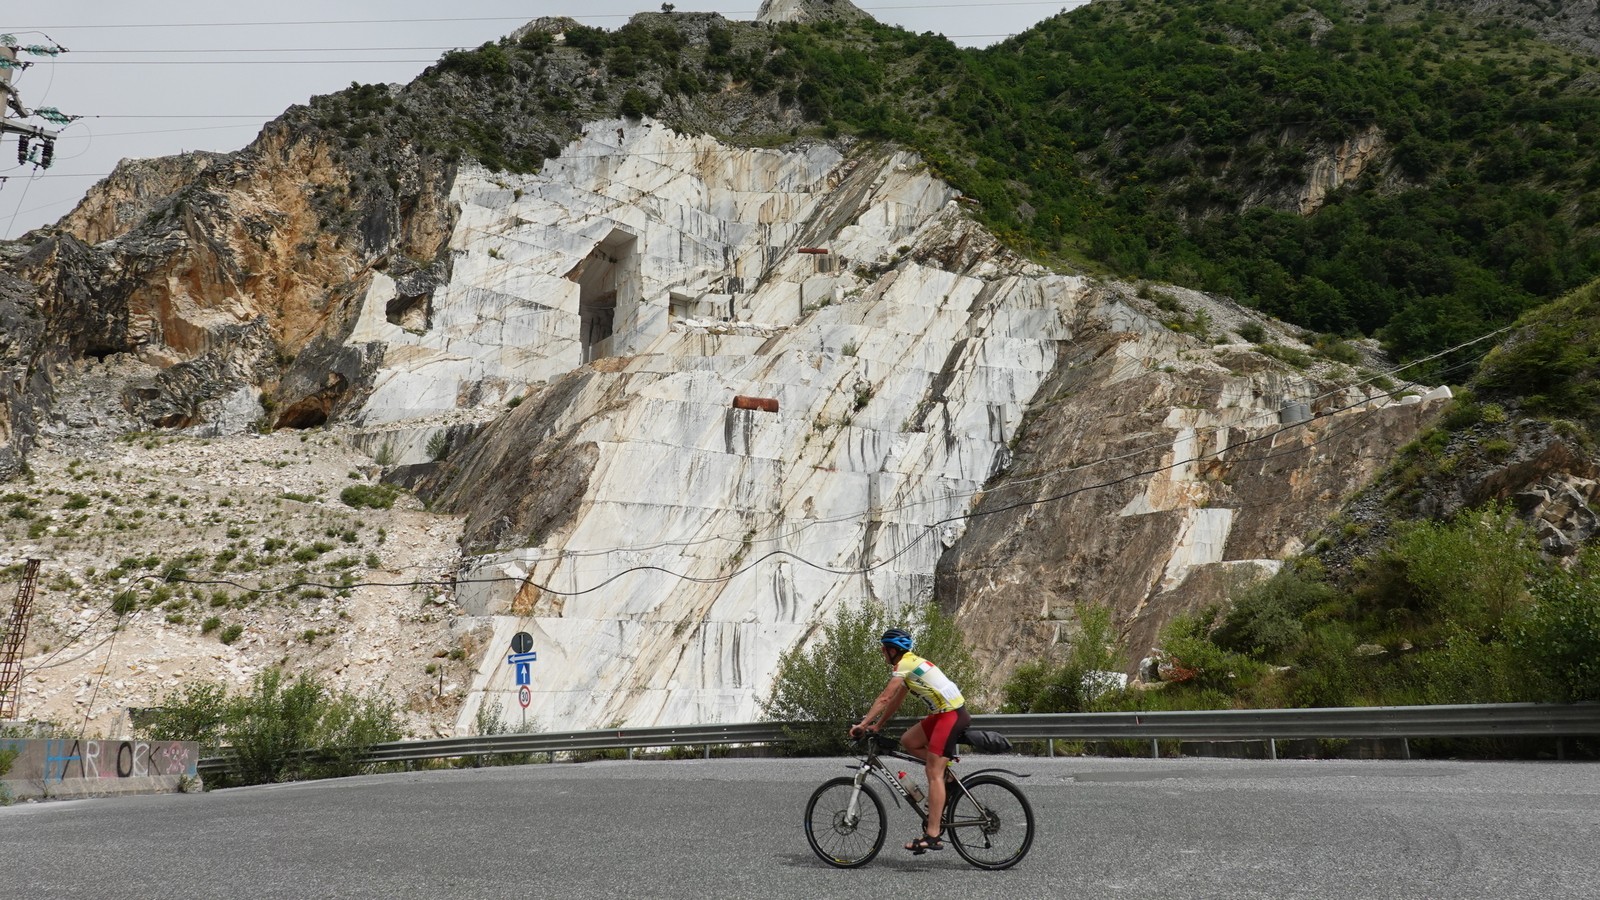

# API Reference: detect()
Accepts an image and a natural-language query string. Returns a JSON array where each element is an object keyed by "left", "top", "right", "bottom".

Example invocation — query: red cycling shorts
[{"left": 921, "top": 706, "right": 971, "bottom": 760}]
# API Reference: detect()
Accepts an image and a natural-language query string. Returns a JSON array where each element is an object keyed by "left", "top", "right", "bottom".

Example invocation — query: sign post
[{"left": 507, "top": 632, "right": 537, "bottom": 728}]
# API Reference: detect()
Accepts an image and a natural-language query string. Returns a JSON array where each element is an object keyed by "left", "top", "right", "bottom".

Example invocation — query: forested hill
[
  {"left": 941, "top": 0, "right": 1600, "bottom": 362},
  {"left": 305, "top": 0, "right": 1599, "bottom": 369}
]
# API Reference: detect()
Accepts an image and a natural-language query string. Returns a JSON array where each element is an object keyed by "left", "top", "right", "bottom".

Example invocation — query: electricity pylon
[{"left": 1, "top": 35, "right": 74, "bottom": 170}]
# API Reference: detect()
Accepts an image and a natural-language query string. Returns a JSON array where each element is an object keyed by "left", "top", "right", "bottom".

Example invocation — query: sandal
[{"left": 905, "top": 833, "right": 944, "bottom": 854}]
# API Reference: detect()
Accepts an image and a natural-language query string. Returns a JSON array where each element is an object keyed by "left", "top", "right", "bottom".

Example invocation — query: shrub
[
  {"left": 469, "top": 699, "right": 542, "bottom": 766},
  {"left": 1513, "top": 562, "right": 1600, "bottom": 702},
  {"left": 340, "top": 484, "right": 400, "bottom": 510},
  {"left": 425, "top": 430, "right": 450, "bottom": 461},
  {"left": 138, "top": 668, "right": 403, "bottom": 787},
  {"left": 761, "top": 597, "right": 977, "bottom": 755},
  {"left": 1257, "top": 343, "right": 1313, "bottom": 368},
  {"left": 1213, "top": 566, "right": 1338, "bottom": 663},
  {"left": 618, "top": 88, "right": 659, "bottom": 120},
  {"left": 1381, "top": 503, "right": 1539, "bottom": 637},
  {"left": 137, "top": 681, "right": 232, "bottom": 751},
  {"left": 1234, "top": 322, "right": 1267, "bottom": 343},
  {"left": 1159, "top": 608, "right": 1264, "bottom": 694},
  {"left": 1000, "top": 603, "right": 1126, "bottom": 713},
  {"left": 219, "top": 624, "right": 244, "bottom": 645}
]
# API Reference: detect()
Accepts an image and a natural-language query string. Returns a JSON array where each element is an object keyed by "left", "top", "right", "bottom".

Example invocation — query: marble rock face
[{"left": 336, "top": 120, "right": 1432, "bottom": 733}]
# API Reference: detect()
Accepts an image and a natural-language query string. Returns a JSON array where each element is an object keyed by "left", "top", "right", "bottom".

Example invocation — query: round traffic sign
[
  {"left": 518, "top": 685, "right": 531, "bottom": 709},
  {"left": 511, "top": 631, "right": 534, "bottom": 655}
]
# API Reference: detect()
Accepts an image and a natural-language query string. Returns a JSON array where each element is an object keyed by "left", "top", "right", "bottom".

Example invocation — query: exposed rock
[
  {"left": 0, "top": 85, "right": 1459, "bottom": 734},
  {"left": 936, "top": 299, "right": 1441, "bottom": 677},
  {"left": 1466, "top": 0, "right": 1600, "bottom": 58},
  {"left": 1296, "top": 125, "right": 1389, "bottom": 215},
  {"left": 58, "top": 152, "right": 229, "bottom": 245},
  {"left": 756, "top": 0, "right": 873, "bottom": 25},
  {"left": 1516, "top": 473, "right": 1600, "bottom": 556},
  {"left": 0, "top": 270, "right": 50, "bottom": 479}
]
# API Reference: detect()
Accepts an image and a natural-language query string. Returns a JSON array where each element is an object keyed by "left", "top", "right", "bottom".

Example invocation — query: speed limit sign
[{"left": 518, "top": 685, "right": 531, "bottom": 709}]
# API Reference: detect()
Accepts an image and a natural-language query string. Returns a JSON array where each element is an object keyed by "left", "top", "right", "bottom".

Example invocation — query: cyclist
[{"left": 849, "top": 627, "right": 970, "bottom": 854}]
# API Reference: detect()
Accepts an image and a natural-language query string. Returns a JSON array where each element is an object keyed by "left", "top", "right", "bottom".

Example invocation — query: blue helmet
[{"left": 879, "top": 628, "right": 914, "bottom": 652}]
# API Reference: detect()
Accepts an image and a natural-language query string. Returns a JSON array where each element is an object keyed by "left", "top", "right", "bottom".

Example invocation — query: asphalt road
[{"left": 3, "top": 756, "right": 1597, "bottom": 899}]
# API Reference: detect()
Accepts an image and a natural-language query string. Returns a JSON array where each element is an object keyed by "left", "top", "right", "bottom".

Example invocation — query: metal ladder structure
[{"left": 0, "top": 558, "right": 41, "bottom": 720}]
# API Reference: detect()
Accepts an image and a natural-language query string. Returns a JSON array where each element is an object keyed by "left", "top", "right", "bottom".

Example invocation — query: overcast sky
[{"left": 1, "top": 1, "right": 1085, "bottom": 239}]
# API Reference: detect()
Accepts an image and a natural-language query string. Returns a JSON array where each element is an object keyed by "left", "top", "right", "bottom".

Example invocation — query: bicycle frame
[{"left": 844, "top": 734, "right": 983, "bottom": 822}]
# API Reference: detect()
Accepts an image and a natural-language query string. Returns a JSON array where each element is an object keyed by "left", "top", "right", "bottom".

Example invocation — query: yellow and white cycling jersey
[{"left": 892, "top": 651, "right": 965, "bottom": 713}]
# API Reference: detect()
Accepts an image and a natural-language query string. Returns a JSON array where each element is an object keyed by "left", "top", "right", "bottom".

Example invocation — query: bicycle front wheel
[
  {"left": 804, "top": 776, "right": 887, "bottom": 868},
  {"left": 944, "top": 773, "right": 1035, "bottom": 870}
]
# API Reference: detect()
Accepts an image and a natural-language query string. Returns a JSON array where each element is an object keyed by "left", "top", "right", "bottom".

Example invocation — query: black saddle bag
[{"left": 960, "top": 729, "right": 1013, "bottom": 754}]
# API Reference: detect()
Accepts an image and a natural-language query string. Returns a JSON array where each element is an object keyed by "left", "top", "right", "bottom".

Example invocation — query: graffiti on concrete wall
[{"left": 1, "top": 739, "right": 199, "bottom": 784}]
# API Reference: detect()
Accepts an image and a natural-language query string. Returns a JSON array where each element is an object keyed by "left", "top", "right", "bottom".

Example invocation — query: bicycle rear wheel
[
  {"left": 804, "top": 776, "right": 887, "bottom": 868},
  {"left": 944, "top": 773, "right": 1035, "bottom": 870}
]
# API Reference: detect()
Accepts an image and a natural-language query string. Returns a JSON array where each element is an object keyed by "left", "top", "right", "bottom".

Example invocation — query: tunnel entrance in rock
[
  {"left": 565, "top": 229, "right": 640, "bottom": 363},
  {"left": 385, "top": 291, "right": 432, "bottom": 332}
]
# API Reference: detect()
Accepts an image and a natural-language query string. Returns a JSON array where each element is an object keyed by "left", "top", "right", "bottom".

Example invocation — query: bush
[
  {"left": 138, "top": 668, "right": 403, "bottom": 787},
  {"left": 618, "top": 88, "right": 660, "bottom": 120},
  {"left": 219, "top": 624, "right": 244, "bottom": 645},
  {"left": 425, "top": 430, "right": 450, "bottom": 461},
  {"left": 1213, "top": 566, "right": 1338, "bottom": 663},
  {"left": 761, "top": 597, "right": 977, "bottom": 755},
  {"left": 468, "top": 699, "right": 543, "bottom": 766},
  {"left": 1380, "top": 504, "right": 1539, "bottom": 637},
  {"left": 1513, "top": 561, "right": 1600, "bottom": 702},
  {"left": 340, "top": 484, "right": 400, "bottom": 510},
  {"left": 1159, "top": 608, "right": 1264, "bottom": 694},
  {"left": 1001, "top": 603, "right": 1125, "bottom": 714}
]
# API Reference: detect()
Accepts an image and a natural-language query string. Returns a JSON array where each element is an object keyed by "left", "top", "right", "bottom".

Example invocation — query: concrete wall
[{"left": 1, "top": 738, "right": 200, "bottom": 801}]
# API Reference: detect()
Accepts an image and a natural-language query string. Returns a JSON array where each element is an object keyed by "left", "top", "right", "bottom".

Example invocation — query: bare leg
[
  {"left": 900, "top": 723, "right": 945, "bottom": 839},
  {"left": 923, "top": 753, "right": 949, "bottom": 838}
]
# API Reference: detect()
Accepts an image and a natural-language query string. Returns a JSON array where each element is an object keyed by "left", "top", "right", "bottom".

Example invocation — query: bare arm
[{"left": 852, "top": 677, "right": 909, "bottom": 735}]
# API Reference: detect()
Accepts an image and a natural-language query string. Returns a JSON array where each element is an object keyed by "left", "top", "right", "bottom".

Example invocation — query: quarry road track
[{"left": 3, "top": 756, "right": 1597, "bottom": 899}]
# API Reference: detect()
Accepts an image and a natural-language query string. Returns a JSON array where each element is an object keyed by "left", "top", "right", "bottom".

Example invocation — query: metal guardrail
[{"left": 196, "top": 703, "right": 1600, "bottom": 776}]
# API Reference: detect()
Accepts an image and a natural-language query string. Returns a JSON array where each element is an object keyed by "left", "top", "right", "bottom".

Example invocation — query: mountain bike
[{"left": 803, "top": 731, "right": 1035, "bottom": 870}]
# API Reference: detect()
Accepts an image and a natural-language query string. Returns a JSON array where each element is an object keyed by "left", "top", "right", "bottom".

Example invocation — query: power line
[{"left": 130, "top": 321, "right": 1509, "bottom": 601}]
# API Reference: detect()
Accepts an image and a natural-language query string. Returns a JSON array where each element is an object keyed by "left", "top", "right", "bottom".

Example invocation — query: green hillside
[{"left": 304, "top": 0, "right": 1600, "bottom": 365}]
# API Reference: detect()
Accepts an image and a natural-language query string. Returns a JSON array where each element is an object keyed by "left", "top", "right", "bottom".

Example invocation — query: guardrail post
[
  {"left": 627, "top": 747, "right": 635, "bottom": 761},
  {"left": 1047, "top": 739, "right": 1055, "bottom": 758},
  {"left": 703, "top": 744, "right": 711, "bottom": 760},
  {"left": 1557, "top": 738, "right": 1566, "bottom": 761},
  {"left": 1402, "top": 738, "right": 1411, "bottom": 761},
  {"left": 1268, "top": 738, "right": 1277, "bottom": 760},
  {"left": 1150, "top": 739, "right": 1159, "bottom": 760}
]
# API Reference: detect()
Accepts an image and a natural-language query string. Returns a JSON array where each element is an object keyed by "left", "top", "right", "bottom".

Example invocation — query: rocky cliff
[
  {"left": 2, "top": 112, "right": 1451, "bottom": 732},
  {"left": 6, "top": 8, "right": 1543, "bottom": 734}
]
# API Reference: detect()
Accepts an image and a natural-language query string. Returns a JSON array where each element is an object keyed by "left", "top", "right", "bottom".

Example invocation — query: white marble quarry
[
  {"left": 350, "top": 122, "right": 846, "bottom": 425},
  {"left": 335, "top": 119, "right": 1388, "bottom": 733},
  {"left": 345, "top": 121, "right": 1089, "bottom": 732}
]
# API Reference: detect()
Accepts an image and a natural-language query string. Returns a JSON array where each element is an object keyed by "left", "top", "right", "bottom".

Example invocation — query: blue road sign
[
  {"left": 507, "top": 652, "right": 538, "bottom": 665},
  {"left": 515, "top": 662, "right": 531, "bottom": 686}
]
